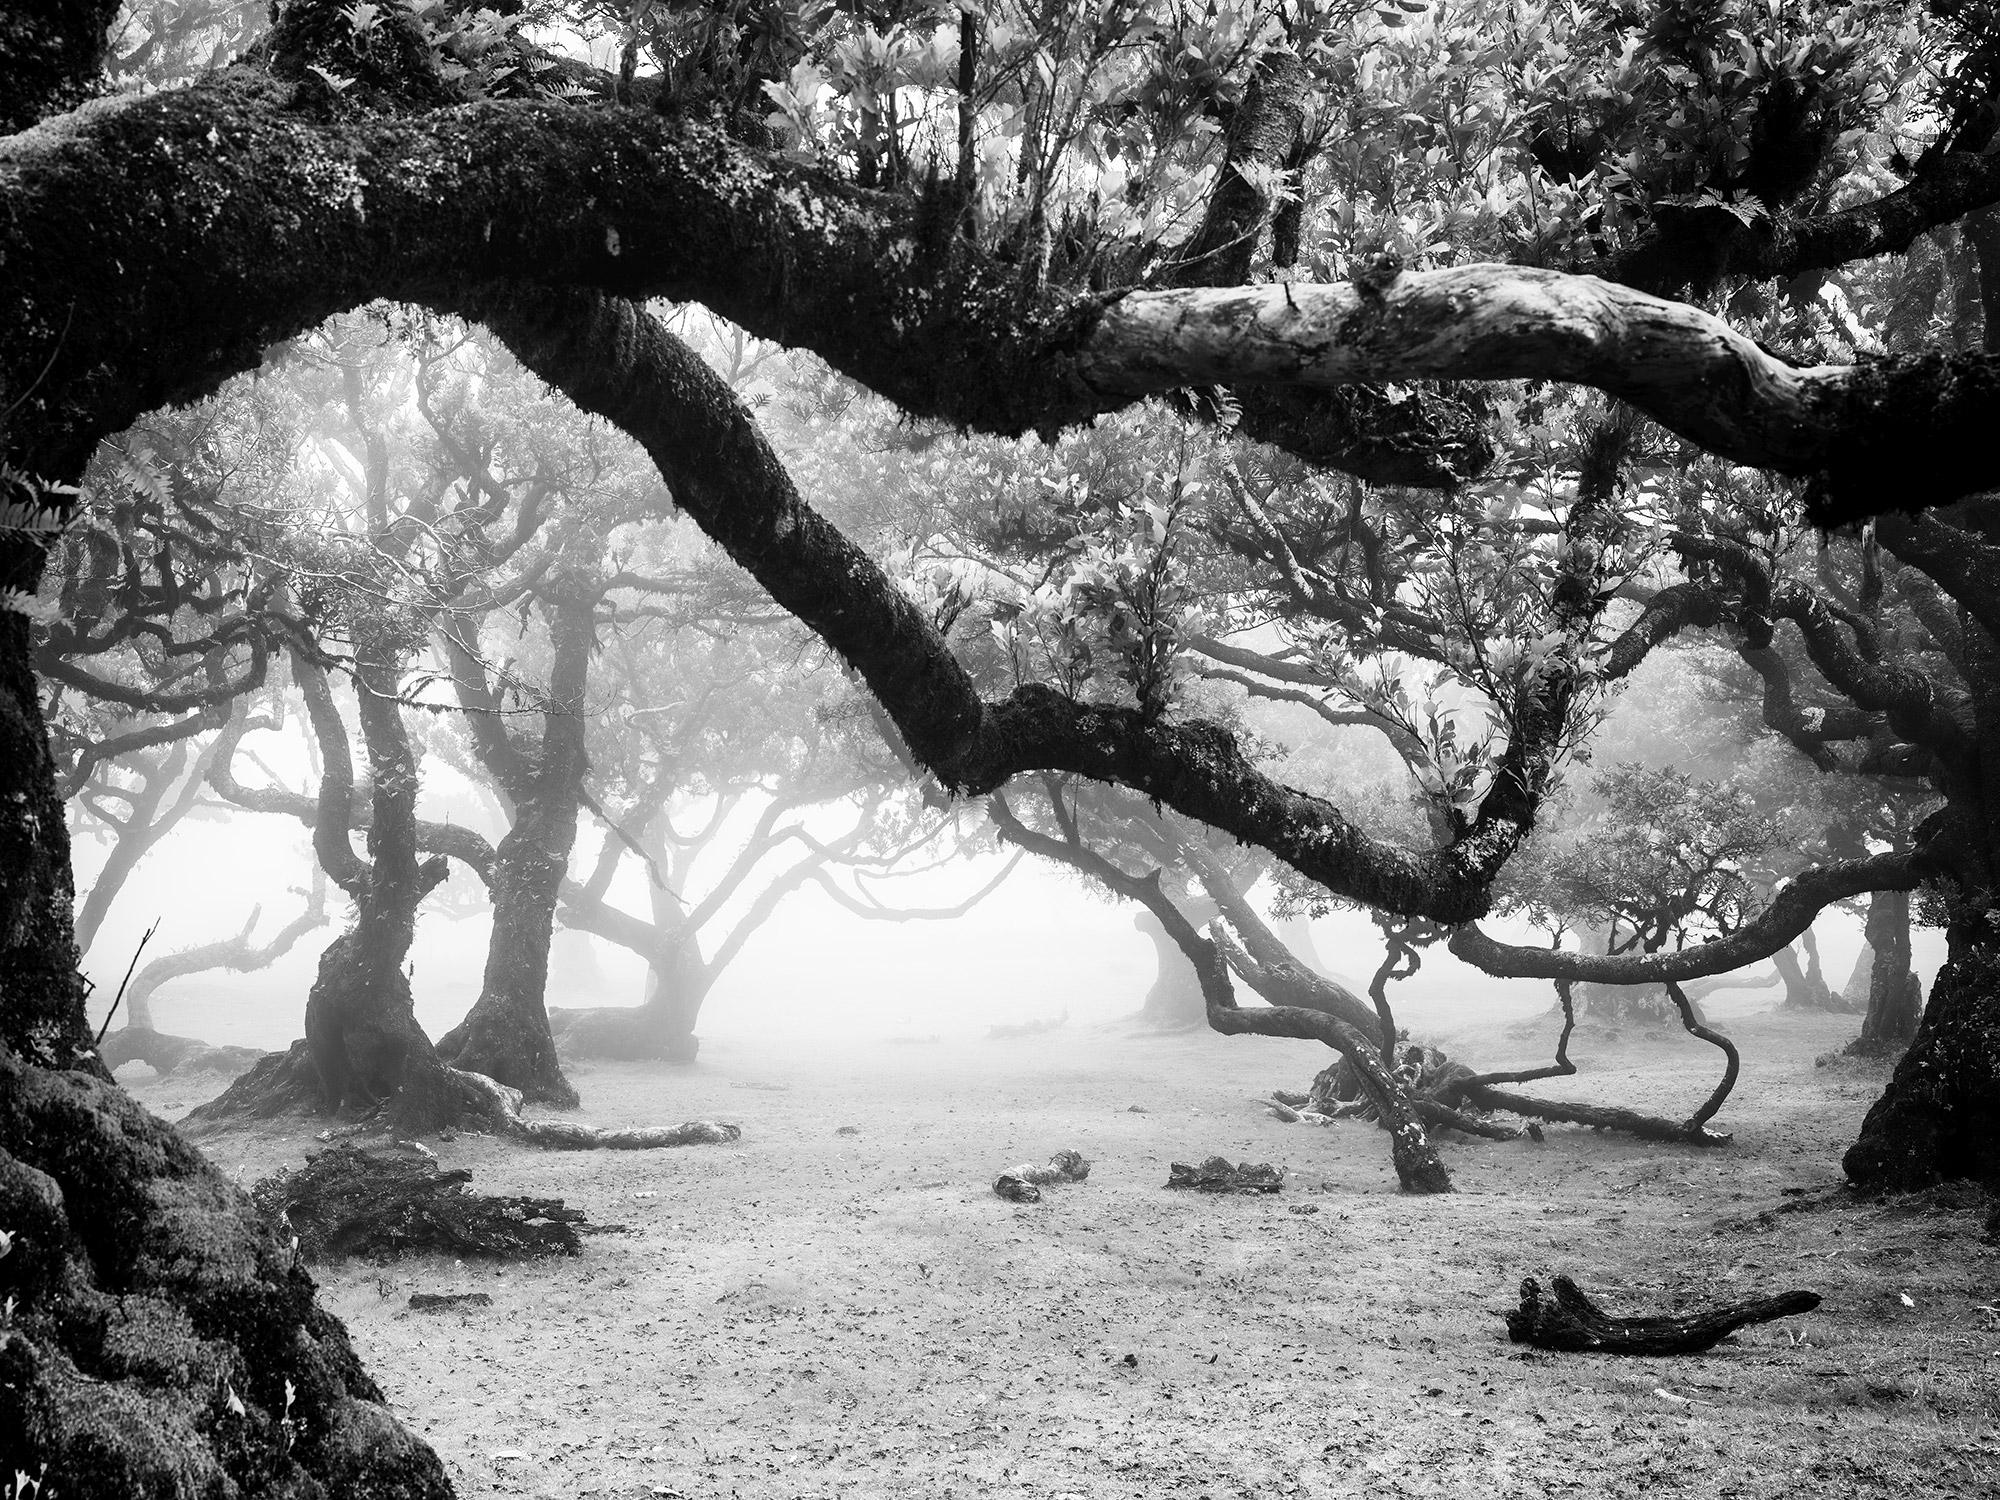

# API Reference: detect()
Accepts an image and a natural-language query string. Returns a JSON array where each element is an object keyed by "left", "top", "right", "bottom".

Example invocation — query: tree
[{"left": 17, "top": 2, "right": 2000, "bottom": 1488}]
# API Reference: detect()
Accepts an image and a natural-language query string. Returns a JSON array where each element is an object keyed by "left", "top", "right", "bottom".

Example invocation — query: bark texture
[
  {"left": 0, "top": 1049, "right": 451, "bottom": 1497},
  {"left": 1844, "top": 936, "right": 2000, "bottom": 1189}
]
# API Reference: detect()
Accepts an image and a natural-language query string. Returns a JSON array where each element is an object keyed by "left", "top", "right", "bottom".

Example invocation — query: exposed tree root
[
  {"left": 1506, "top": 1274, "right": 1820, "bottom": 1353},
  {"left": 253, "top": 1144, "right": 589, "bottom": 1262},
  {"left": 447, "top": 1067, "right": 741, "bottom": 1150},
  {"left": 186, "top": 1043, "right": 741, "bottom": 1150}
]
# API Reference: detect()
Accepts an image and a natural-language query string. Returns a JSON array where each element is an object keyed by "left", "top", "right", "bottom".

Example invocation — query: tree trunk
[
  {"left": 433, "top": 594, "right": 593, "bottom": 1104},
  {"left": 71, "top": 742, "right": 185, "bottom": 953},
  {"left": 1774, "top": 940, "right": 1836, "bottom": 1010},
  {"left": 1135, "top": 906, "right": 1209, "bottom": 1028},
  {"left": 0, "top": 539, "right": 451, "bottom": 1492},
  {"left": 1840, "top": 938, "right": 1874, "bottom": 1008},
  {"left": 1848, "top": 887, "right": 1923, "bottom": 1053},
  {"left": 0, "top": 605, "right": 93, "bottom": 1066},
  {"left": 551, "top": 936, "right": 710, "bottom": 1062},
  {"left": 434, "top": 808, "right": 583, "bottom": 1103},
  {"left": 191, "top": 635, "right": 463, "bottom": 1131},
  {"left": 1844, "top": 927, "right": 2000, "bottom": 1189}
]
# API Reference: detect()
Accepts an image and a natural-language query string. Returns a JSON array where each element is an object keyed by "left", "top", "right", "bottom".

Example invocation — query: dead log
[
  {"left": 253, "top": 1145, "right": 589, "bottom": 1262},
  {"left": 1167, "top": 1157, "right": 1285, "bottom": 1193},
  {"left": 408, "top": 1292, "right": 493, "bottom": 1311},
  {"left": 994, "top": 1149, "right": 1091, "bottom": 1202},
  {"left": 1505, "top": 1274, "right": 1820, "bottom": 1354}
]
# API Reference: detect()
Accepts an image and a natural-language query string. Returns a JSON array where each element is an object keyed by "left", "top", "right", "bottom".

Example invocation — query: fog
[{"left": 79, "top": 800, "right": 1942, "bottom": 1058}]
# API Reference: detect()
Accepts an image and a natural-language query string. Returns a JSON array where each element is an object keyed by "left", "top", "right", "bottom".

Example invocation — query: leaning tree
[{"left": 15, "top": 1, "right": 2000, "bottom": 1491}]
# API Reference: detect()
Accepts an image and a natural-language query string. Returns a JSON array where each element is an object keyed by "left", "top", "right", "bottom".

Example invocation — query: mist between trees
[{"left": 6, "top": 1, "right": 2000, "bottom": 1494}]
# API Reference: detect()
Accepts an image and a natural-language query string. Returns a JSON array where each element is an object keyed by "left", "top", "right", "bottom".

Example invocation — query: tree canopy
[{"left": 12, "top": 2, "right": 2000, "bottom": 1493}]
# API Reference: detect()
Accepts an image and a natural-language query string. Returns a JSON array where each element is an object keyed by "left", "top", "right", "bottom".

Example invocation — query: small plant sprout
[{"left": 0, "top": 1227, "right": 14, "bottom": 1259}]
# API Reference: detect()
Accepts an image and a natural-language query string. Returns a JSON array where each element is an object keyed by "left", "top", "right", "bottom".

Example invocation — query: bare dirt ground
[{"left": 134, "top": 1001, "right": 2000, "bottom": 1500}]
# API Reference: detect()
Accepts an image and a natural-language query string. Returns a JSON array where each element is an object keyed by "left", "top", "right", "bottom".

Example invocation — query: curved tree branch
[
  {"left": 1452, "top": 852, "right": 1920, "bottom": 984},
  {"left": 3, "top": 79, "right": 1999, "bottom": 521}
]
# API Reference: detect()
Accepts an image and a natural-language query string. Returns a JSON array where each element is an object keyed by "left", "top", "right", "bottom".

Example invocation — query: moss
[
  {"left": 0, "top": 1047, "right": 450, "bottom": 1497},
  {"left": 1845, "top": 937, "right": 2000, "bottom": 1190}
]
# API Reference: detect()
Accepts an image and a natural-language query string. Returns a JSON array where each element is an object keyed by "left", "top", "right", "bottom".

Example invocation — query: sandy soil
[{"left": 134, "top": 1002, "right": 2000, "bottom": 1500}]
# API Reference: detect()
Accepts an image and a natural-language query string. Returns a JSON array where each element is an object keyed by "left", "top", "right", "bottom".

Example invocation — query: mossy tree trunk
[{"left": 1844, "top": 926, "right": 2000, "bottom": 1187}]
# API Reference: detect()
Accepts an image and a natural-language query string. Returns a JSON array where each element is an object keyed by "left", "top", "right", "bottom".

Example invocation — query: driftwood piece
[
  {"left": 1505, "top": 1274, "right": 1820, "bottom": 1354},
  {"left": 994, "top": 1149, "right": 1092, "bottom": 1202},
  {"left": 1167, "top": 1156, "right": 1285, "bottom": 1193},
  {"left": 408, "top": 1292, "right": 493, "bottom": 1311},
  {"left": 253, "top": 1145, "right": 589, "bottom": 1262}
]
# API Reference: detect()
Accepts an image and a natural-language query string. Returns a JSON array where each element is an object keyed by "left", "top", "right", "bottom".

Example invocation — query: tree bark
[{"left": 1845, "top": 923, "right": 2000, "bottom": 1188}]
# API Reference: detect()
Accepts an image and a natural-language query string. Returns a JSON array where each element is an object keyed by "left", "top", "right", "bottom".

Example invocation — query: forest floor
[{"left": 134, "top": 1000, "right": 2000, "bottom": 1500}]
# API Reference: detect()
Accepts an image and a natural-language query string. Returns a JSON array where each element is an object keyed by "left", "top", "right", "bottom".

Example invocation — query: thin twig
[{"left": 95, "top": 918, "right": 160, "bottom": 1044}]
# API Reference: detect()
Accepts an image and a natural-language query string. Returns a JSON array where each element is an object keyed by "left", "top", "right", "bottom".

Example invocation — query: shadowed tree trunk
[
  {"left": 1847, "top": 887, "right": 1925, "bottom": 1054},
  {"left": 1774, "top": 940, "right": 1838, "bottom": 1010},
  {"left": 1845, "top": 927, "right": 2000, "bottom": 1185},
  {"left": 434, "top": 591, "right": 597, "bottom": 1105}
]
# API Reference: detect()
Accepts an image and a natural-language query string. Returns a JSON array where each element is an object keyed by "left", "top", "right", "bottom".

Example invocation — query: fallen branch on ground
[
  {"left": 994, "top": 1149, "right": 1092, "bottom": 1203},
  {"left": 254, "top": 1145, "right": 589, "bottom": 1262},
  {"left": 1505, "top": 1274, "right": 1820, "bottom": 1353},
  {"left": 1167, "top": 1157, "right": 1285, "bottom": 1193}
]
